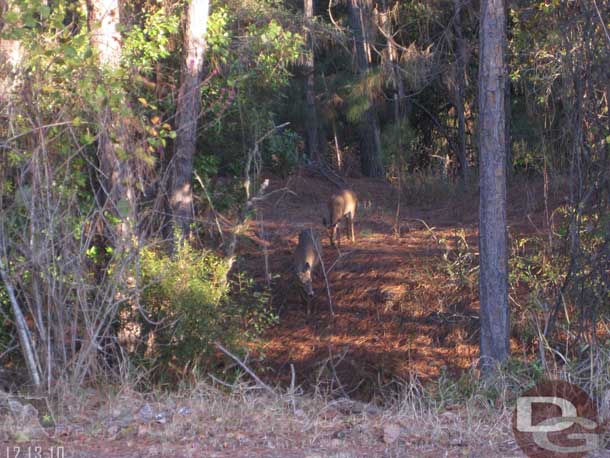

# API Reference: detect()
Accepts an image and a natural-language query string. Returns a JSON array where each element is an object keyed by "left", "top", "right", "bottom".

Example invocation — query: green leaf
[
  {"left": 64, "top": 46, "right": 77, "bottom": 58},
  {"left": 117, "top": 198, "right": 131, "bottom": 218},
  {"left": 39, "top": 5, "right": 51, "bottom": 18}
]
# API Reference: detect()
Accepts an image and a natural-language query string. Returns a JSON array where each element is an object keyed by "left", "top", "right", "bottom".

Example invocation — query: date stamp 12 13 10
[{"left": 4, "top": 446, "right": 65, "bottom": 458}]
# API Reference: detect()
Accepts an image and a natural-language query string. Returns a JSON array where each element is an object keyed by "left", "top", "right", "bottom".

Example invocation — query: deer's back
[
  {"left": 294, "top": 229, "right": 320, "bottom": 271},
  {"left": 328, "top": 189, "right": 357, "bottom": 225}
]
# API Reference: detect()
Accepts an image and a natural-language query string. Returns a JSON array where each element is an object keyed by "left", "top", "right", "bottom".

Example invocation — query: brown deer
[
  {"left": 322, "top": 189, "right": 357, "bottom": 247},
  {"left": 293, "top": 229, "right": 322, "bottom": 314}
]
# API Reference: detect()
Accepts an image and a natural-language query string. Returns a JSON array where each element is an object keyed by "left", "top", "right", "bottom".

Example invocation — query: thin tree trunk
[
  {"left": 478, "top": 0, "right": 509, "bottom": 374},
  {"left": 171, "top": 0, "right": 210, "bottom": 238},
  {"left": 349, "top": 0, "right": 384, "bottom": 178},
  {"left": 453, "top": 0, "right": 470, "bottom": 180},
  {"left": 380, "top": 0, "right": 405, "bottom": 118},
  {"left": 304, "top": 0, "right": 319, "bottom": 161},
  {"left": 0, "top": 254, "right": 41, "bottom": 388},
  {"left": 321, "top": 72, "right": 342, "bottom": 170},
  {"left": 86, "top": 0, "right": 136, "bottom": 247}
]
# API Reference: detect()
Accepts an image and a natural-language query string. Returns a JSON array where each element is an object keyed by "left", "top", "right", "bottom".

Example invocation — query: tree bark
[
  {"left": 86, "top": 0, "right": 135, "bottom": 247},
  {"left": 478, "top": 0, "right": 509, "bottom": 374},
  {"left": 0, "top": 0, "right": 22, "bottom": 116},
  {"left": 504, "top": 2, "right": 512, "bottom": 177},
  {"left": 380, "top": 0, "right": 405, "bottom": 118},
  {"left": 453, "top": 0, "right": 470, "bottom": 180},
  {"left": 171, "top": 0, "right": 210, "bottom": 238},
  {"left": 304, "top": 0, "right": 319, "bottom": 161},
  {"left": 349, "top": 0, "right": 384, "bottom": 178},
  {"left": 86, "top": 0, "right": 122, "bottom": 66}
]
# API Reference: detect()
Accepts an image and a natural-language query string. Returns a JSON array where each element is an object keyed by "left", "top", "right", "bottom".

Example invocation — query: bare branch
[{"left": 214, "top": 342, "right": 276, "bottom": 396}]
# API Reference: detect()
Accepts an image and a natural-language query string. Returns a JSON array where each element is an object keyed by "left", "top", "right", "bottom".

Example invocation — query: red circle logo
[{"left": 512, "top": 380, "right": 601, "bottom": 458}]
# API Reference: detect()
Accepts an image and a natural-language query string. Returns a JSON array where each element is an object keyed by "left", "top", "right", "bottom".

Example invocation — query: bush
[
  {"left": 262, "top": 127, "right": 301, "bottom": 176},
  {"left": 137, "top": 243, "right": 276, "bottom": 376}
]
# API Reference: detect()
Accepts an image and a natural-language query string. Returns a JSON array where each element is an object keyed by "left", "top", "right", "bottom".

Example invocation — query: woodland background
[{"left": 0, "top": 0, "right": 609, "bottom": 418}]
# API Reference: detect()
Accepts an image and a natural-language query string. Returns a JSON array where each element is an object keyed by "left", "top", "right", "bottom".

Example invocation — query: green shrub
[
  {"left": 262, "top": 127, "right": 301, "bottom": 176},
  {"left": 0, "top": 285, "right": 11, "bottom": 356},
  {"left": 138, "top": 243, "right": 275, "bottom": 376}
]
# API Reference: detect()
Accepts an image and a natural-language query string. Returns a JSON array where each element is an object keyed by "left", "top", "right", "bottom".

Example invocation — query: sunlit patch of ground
[{"left": 237, "top": 173, "right": 563, "bottom": 396}]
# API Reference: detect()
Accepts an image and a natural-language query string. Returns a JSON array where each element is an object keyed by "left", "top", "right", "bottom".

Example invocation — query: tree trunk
[
  {"left": 349, "top": 0, "right": 384, "bottom": 178},
  {"left": 478, "top": 0, "right": 509, "bottom": 374},
  {"left": 86, "top": 0, "right": 122, "bottom": 66},
  {"left": 453, "top": 0, "right": 470, "bottom": 180},
  {"left": 504, "top": 2, "right": 512, "bottom": 177},
  {"left": 171, "top": 0, "right": 210, "bottom": 238},
  {"left": 86, "top": 0, "right": 135, "bottom": 247},
  {"left": 0, "top": 0, "right": 22, "bottom": 120},
  {"left": 380, "top": 0, "right": 405, "bottom": 118},
  {"left": 304, "top": 0, "right": 319, "bottom": 161}
]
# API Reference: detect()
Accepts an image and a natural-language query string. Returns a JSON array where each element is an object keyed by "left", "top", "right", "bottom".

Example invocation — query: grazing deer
[
  {"left": 293, "top": 229, "right": 322, "bottom": 314},
  {"left": 323, "top": 189, "right": 357, "bottom": 247}
]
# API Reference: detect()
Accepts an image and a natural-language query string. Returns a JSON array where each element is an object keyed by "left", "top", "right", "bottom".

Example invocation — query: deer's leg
[
  {"left": 333, "top": 223, "right": 341, "bottom": 246},
  {"left": 348, "top": 214, "right": 355, "bottom": 242}
]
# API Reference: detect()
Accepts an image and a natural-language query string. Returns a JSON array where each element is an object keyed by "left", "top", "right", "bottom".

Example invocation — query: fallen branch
[
  {"left": 327, "top": 249, "right": 355, "bottom": 274},
  {"left": 311, "top": 232, "right": 334, "bottom": 317},
  {"left": 214, "top": 342, "right": 276, "bottom": 396}
]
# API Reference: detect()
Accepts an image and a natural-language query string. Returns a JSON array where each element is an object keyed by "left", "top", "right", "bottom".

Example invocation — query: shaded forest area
[{"left": 0, "top": 0, "right": 609, "bottom": 428}]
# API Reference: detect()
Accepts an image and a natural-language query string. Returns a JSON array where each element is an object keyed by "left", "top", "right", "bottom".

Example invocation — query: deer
[
  {"left": 322, "top": 189, "right": 357, "bottom": 247},
  {"left": 293, "top": 228, "right": 322, "bottom": 315}
]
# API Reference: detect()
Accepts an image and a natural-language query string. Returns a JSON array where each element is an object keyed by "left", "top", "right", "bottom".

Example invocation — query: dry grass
[{"left": 0, "top": 377, "right": 527, "bottom": 457}]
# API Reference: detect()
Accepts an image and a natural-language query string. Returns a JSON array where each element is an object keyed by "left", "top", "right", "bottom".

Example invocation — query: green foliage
[
  {"left": 0, "top": 286, "right": 11, "bottom": 356},
  {"left": 122, "top": 6, "right": 180, "bottom": 74},
  {"left": 381, "top": 119, "right": 420, "bottom": 168},
  {"left": 207, "top": 7, "right": 232, "bottom": 67},
  {"left": 344, "top": 71, "right": 384, "bottom": 125},
  {"left": 439, "top": 230, "right": 478, "bottom": 289},
  {"left": 139, "top": 243, "right": 276, "bottom": 374},
  {"left": 262, "top": 128, "right": 301, "bottom": 176},
  {"left": 510, "top": 234, "right": 566, "bottom": 300},
  {"left": 199, "top": 3, "right": 305, "bottom": 174}
]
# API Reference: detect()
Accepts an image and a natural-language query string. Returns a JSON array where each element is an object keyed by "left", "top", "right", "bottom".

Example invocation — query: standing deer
[
  {"left": 323, "top": 189, "right": 357, "bottom": 247},
  {"left": 293, "top": 228, "right": 322, "bottom": 314}
]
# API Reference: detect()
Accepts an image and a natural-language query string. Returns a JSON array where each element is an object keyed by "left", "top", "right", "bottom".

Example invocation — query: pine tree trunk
[
  {"left": 171, "top": 0, "right": 210, "bottom": 238},
  {"left": 304, "top": 0, "right": 319, "bottom": 161},
  {"left": 504, "top": 5, "right": 512, "bottom": 177},
  {"left": 349, "top": 0, "right": 384, "bottom": 178},
  {"left": 453, "top": 0, "right": 470, "bottom": 180},
  {"left": 380, "top": 0, "right": 405, "bottom": 118},
  {"left": 86, "top": 0, "right": 136, "bottom": 247},
  {"left": 478, "top": 0, "right": 509, "bottom": 374}
]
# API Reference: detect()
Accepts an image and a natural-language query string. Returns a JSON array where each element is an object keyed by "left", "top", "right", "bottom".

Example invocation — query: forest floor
[
  {"left": 239, "top": 171, "right": 553, "bottom": 397},
  {"left": 2, "top": 173, "right": 570, "bottom": 457}
]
